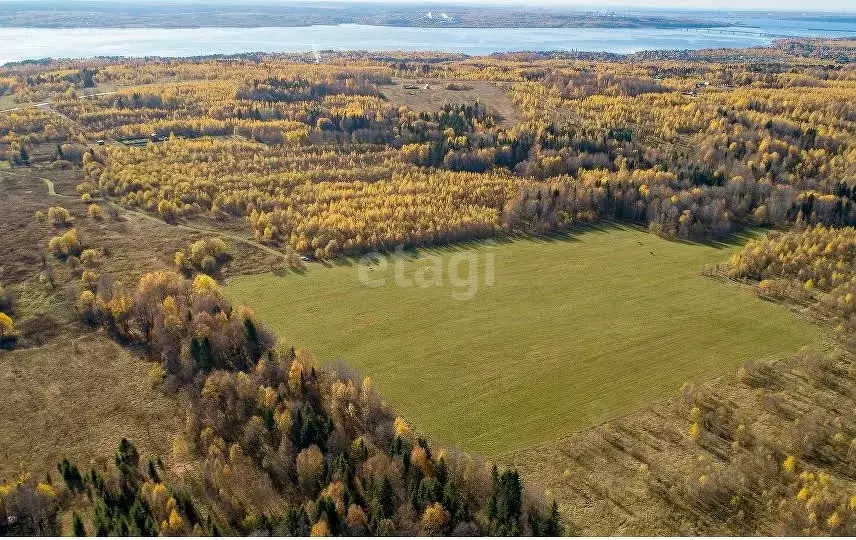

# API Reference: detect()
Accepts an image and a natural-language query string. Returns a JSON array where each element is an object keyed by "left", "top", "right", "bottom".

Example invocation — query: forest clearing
[{"left": 226, "top": 225, "right": 824, "bottom": 455}]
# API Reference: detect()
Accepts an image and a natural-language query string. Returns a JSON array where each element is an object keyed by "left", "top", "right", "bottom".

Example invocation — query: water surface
[{"left": 1, "top": 17, "right": 855, "bottom": 64}]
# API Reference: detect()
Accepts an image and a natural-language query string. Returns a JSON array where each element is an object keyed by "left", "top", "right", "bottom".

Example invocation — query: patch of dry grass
[
  {"left": 510, "top": 348, "right": 854, "bottom": 535},
  {"left": 382, "top": 78, "right": 521, "bottom": 127},
  {"left": 0, "top": 333, "right": 182, "bottom": 481},
  {"left": 0, "top": 163, "right": 282, "bottom": 481}
]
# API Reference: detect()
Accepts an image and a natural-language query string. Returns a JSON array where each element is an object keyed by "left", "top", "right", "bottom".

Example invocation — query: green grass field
[{"left": 226, "top": 225, "right": 824, "bottom": 455}]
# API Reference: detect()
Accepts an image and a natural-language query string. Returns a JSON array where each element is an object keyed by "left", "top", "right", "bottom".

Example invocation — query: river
[{"left": 1, "top": 16, "right": 855, "bottom": 64}]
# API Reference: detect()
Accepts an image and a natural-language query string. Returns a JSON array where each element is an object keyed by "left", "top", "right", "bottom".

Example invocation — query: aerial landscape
[{"left": 2, "top": 0, "right": 856, "bottom": 536}]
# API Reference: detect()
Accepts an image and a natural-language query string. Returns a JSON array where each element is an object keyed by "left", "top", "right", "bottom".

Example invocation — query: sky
[
  {"left": 43, "top": 0, "right": 856, "bottom": 10},
  {"left": 406, "top": 0, "right": 852, "bottom": 10},
  {"left": 536, "top": 0, "right": 855, "bottom": 8},
  {"left": 255, "top": 0, "right": 855, "bottom": 12},
  {"left": 384, "top": 0, "right": 855, "bottom": 9}
]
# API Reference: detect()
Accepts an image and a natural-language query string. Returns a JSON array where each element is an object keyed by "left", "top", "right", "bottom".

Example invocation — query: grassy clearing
[
  {"left": 226, "top": 225, "right": 825, "bottom": 455},
  {"left": 382, "top": 78, "right": 521, "bottom": 127}
]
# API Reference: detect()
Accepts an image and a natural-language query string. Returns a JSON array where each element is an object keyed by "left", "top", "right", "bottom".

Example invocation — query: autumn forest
[{"left": 2, "top": 37, "right": 856, "bottom": 536}]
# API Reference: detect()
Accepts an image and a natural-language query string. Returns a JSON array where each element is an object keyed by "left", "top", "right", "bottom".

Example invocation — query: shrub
[
  {"left": 46, "top": 206, "right": 73, "bottom": 227},
  {"left": 77, "top": 290, "right": 98, "bottom": 323},
  {"left": 87, "top": 203, "right": 103, "bottom": 220},
  {"left": 0, "top": 311, "right": 17, "bottom": 347},
  {"left": 48, "top": 228, "right": 82, "bottom": 259},
  {"left": 148, "top": 363, "right": 166, "bottom": 387},
  {"left": 80, "top": 270, "right": 99, "bottom": 291},
  {"left": 80, "top": 248, "right": 101, "bottom": 267},
  {"left": 176, "top": 237, "right": 231, "bottom": 274}
]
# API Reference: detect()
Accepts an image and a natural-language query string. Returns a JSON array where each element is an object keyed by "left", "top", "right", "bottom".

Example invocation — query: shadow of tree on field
[{"left": 272, "top": 221, "right": 771, "bottom": 279}]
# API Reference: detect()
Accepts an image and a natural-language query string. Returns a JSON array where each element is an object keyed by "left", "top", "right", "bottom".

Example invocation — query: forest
[
  {"left": 15, "top": 46, "right": 842, "bottom": 257},
  {"left": 2, "top": 38, "right": 856, "bottom": 536},
  {"left": 29, "top": 270, "right": 555, "bottom": 536}
]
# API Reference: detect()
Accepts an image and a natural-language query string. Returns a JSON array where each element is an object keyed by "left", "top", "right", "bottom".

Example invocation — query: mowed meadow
[{"left": 226, "top": 225, "right": 824, "bottom": 455}]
